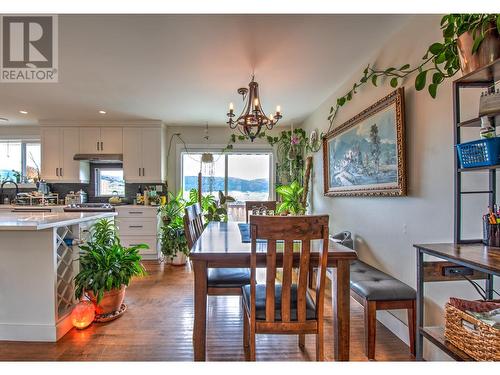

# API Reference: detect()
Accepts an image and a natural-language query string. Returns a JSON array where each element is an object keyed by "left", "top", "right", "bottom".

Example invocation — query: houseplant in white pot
[
  {"left": 74, "top": 219, "right": 147, "bottom": 316},
  {"left": 158, "top": 191, "right": 190, "bottom": 265}
]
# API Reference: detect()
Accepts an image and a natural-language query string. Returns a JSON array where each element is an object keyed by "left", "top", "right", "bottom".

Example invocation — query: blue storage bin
[{"left": 457, "top": 137, "right": 500, "bottom": 168}]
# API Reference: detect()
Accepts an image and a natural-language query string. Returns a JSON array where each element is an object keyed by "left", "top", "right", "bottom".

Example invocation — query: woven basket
[{"left": 444, "top": 303, "right": 500, "bottom": 361}]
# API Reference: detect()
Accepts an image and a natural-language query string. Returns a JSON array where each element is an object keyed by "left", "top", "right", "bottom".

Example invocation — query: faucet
[{"left": 0, "top": 180, "right": 19, "bottom": 204}]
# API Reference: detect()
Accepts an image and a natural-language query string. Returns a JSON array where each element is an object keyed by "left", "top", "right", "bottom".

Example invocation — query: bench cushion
[
  {"left": 350, "top": 260, "right": 416, "bottom": 301},
  {"left": 242, "top": 284, "right": 316, "bottom": 321},
  {"left": 207, "top": 268, "right": 250, "bottom": 288}
]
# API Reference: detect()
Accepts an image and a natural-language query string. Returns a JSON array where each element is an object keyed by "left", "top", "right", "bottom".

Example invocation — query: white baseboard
[{"left": 0, "top": 314, "right": 72, "bottom": 342}]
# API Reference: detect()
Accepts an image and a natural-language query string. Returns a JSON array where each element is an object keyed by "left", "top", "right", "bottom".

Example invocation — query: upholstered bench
[{"left": 350, "top": 260, "right": 416, "bottom": 360}]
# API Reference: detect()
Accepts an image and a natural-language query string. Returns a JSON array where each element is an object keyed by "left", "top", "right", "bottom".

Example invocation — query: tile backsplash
[{"left": 49, "top": 182, "right": 164, "bottom": 203}]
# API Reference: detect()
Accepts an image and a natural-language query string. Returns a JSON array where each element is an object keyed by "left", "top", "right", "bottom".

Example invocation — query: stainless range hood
[{"left": 73, "top": 154, "right": 123, "bottom": 163}]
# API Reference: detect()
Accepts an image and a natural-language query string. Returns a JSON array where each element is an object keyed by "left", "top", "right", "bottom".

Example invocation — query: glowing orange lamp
[{"left": 71, "top": 301, "right": 96, "bottom": 329}]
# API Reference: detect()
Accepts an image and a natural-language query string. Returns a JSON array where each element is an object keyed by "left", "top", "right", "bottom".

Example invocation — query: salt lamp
[{"left": 71, "top": 301, "right": 95, "bottom": 329}]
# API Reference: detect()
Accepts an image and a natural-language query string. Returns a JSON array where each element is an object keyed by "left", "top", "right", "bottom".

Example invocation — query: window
[
  {"left": 0, "top": 141, "right": 41, "bottom": 183},
  {"left": 181, "top": 151, "right": 272, "bottom": 221},
  {"left": 95, "top": 168, "right": 125, "bottom": 197}
]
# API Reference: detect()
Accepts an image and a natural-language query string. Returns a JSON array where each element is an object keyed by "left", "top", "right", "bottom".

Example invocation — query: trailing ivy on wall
[{"left": 327, "top": 13, "right": 500, "bottom": 134}]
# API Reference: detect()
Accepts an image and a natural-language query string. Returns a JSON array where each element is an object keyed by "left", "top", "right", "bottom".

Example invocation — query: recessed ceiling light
[
  {"left": 99, "top": 110, "right": 106, "bottom": 114},
  {"left": 19, "top": 110, "right": 28, "bottom": 114}
]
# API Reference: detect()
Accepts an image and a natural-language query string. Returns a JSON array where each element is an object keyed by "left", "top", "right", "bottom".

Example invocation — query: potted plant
[
  {"left": 158, "top": 191, "right": 190, "bottom": 265},
  {"left": 276, "top": 181, "right": 306, "bottom": 215},
  {"left": 74, "top": 219, "right": 147, "bottom": 315}
]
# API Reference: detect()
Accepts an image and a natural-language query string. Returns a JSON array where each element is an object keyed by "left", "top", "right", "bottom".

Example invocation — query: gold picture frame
[{"left": 323, "top": 87, "right": 406, "bottom": 197}]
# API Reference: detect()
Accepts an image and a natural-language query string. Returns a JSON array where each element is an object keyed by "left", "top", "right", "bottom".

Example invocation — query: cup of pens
[{"left": 483, "top": 209, "right": 500, "bottom": 247}]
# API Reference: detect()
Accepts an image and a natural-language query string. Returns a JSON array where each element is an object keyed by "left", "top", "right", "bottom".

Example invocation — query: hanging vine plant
[{"left": 326, "top": 13, "right": 500, "bottom": 134}]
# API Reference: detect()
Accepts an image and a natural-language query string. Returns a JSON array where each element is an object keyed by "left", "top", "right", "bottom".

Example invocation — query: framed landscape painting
[{"left": 323, "top": 88, "right": 406, "bottom": 197}]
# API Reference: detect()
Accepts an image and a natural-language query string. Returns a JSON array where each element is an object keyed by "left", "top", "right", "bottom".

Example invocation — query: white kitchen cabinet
[
  {"left": 40, "top": 128, "right": 60, "bottom": 181},
  {"left": 114, "top": 205, "right": 161, "bottom": 260},
  {"left": 100, "top": 128, "right": 123, "bottom": 153},
  {"left": 79, "top": 127, "right": 101, "bottom": 154},
  {"left": 79, "top": 127, "right": 123, "bottom": 154},
  {"left": 122, "top": 128, "right": 142, "bottom": 181},
  {"left": 41, "top": 127, "right": 90, "bottom": 183},
  {"left": 123, "top": 128, "right": 164, "bottom": 183}
]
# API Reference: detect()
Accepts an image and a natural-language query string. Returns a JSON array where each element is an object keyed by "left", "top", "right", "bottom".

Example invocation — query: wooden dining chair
[
  {"left": 184, "top": 204, "right": 250, "bottom": 296},
  {"left": 244, "top": 200, "right": 277, "bottom": 223},
  {"left": 242, "top": 215, "right": 330, "bottom": 361}
]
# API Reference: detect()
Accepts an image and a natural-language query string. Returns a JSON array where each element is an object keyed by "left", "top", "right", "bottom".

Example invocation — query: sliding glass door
[{"left": 181, "top": 151, "right": 273, "bottom": 221}]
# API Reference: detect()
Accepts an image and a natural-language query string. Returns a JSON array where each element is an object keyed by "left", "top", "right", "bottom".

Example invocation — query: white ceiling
[{"left": 0, "top": 14, "right": 414, "bottom": 127}]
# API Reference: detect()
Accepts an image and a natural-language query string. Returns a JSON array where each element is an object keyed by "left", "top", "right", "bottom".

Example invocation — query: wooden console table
[{"left": 413, "top": 243, "right": 500, "bottom": 361}]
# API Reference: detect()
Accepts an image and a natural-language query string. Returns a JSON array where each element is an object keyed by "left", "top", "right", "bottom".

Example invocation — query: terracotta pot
[
  {"left": 457, "top": 23, "right": 500, "bottom": 74},
  {"left": 87, "top": 285, "right": 126, "bottom": 315}
]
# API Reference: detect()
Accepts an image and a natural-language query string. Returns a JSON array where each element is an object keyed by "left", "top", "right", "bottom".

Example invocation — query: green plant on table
[
  {"left": 276, "top": 181, "right": 306, "bottom": 215},
  {"left": 188, "top": 188, "right": 235, "bottom": 223},
  {"left": 74, "top": 219, "right": 147, "bottom": 304}
]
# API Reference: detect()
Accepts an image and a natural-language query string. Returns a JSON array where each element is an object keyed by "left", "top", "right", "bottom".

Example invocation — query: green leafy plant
[
  {"left": 74, "top": 219, "right": 147, "bottom": 304},
  {"left": 157, "top": 191, "right": 190, "bottom": 260},
  {"left": 327, "top": 13, "right": 500, "bottom": 132},
  {"left": 188, "top": 188, "right": 235, "bottom": 223},
  {"left": 276, "top": 181, "right": 306, "bottom": 215}
]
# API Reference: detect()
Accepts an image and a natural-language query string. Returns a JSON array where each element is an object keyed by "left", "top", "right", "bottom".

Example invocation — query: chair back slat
[
  {"left": 249, "top": 215, "right": 329, "bottom": 325},
  {"left": 265, "top": 240, "right": 277, "bottom": 322},
  {"left": 192, "top": 203, "right": 204, "bottom": 236},
  {"left": 297, "top": 239, "right": 311, "bottom": 322},
  {"left": 245, "top": 201, "right": 277, "bottom": 223},
  {"left": 184, "top": 203, "right": 204, "bottom": 250},
  {"left": 281, "top": 239, "right": 294, "bottom": 322}
]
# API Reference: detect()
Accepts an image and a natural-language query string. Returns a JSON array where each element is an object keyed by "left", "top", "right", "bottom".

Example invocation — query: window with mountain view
[
  {"left": 95, "top": 168, "right": 125, "bottom": 196},
  {"left": 0, "top": 141, "right": 41, "bottom": 183},
  {"left": 181, "top": 152, "right": 272, "bottom": 212}
]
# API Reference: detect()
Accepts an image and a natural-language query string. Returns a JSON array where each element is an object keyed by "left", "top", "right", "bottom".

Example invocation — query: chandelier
[{"left": 226, "top": 75, "right": 282, "bottom": 141}]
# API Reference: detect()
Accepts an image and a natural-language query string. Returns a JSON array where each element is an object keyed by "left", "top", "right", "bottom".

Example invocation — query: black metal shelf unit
[{"left": 453, "top": 58, "right": 500, "bottom": 244}]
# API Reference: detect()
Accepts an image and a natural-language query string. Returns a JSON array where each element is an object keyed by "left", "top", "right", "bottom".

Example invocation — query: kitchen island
[{"left": 0, "top": 211, "right": 116, "bottom": 342}]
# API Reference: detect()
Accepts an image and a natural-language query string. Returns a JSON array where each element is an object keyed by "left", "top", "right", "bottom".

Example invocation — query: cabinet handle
[
  {"left": 142, "top": 167, "right": 145, "bottom": 176},
  {"left": 97, "top": 141, "right": 99, "bottom": 151},
  {"left": 60, "top": 168, "right": 63, "bottom": 177},
  {"left": 128, "top": 211, "right": 144, "bottom": 214},
  {"left": 129, "top": 225, "right": 143, "bottom": 228},
  {"left": 56, "top": 168, "right": 59, "bottom": 176},
  {"left": 101, "top": 141, "right": 104, "bottom": 151},
  {"left": 139, "top": 168, "right": 141, "bottom": 176}
]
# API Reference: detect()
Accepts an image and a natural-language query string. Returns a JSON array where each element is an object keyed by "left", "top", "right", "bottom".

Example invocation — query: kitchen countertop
[
  {"left": 0, "top": 211, "right": 116, "bottom": 231},
  {"left": 0, "top": 204, "right": 67, "bottom": 209}
]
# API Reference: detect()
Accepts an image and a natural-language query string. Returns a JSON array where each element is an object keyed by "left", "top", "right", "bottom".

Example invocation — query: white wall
[{"left": 301, "top": 15, "right": 492, "bottom": 361}]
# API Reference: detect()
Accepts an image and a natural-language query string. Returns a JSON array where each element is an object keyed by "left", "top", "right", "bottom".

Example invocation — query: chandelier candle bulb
[
  {"left": 276, "top": 105, "right": 281, "bottom": 113},
  {"left": 229, "top": 102, "right": 234, "bottom": 111}
]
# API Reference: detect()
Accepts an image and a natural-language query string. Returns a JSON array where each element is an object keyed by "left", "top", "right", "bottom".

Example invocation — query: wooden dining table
[{"left": 190, "top": 221, "right": 358, "bottom": 361}]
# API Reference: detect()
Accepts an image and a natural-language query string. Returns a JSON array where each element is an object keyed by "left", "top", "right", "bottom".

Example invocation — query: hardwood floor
[{"left": 0, "top": 261, "right": 414, "bottom": 361}]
